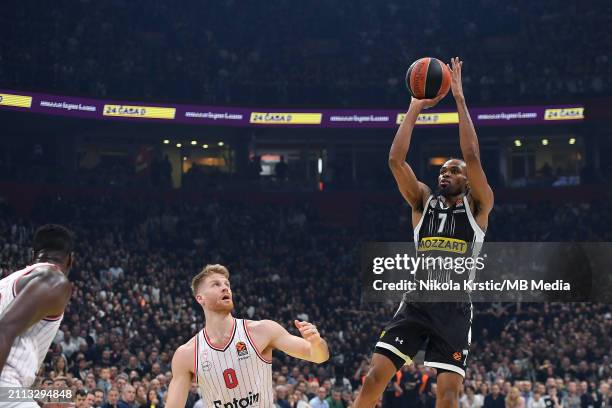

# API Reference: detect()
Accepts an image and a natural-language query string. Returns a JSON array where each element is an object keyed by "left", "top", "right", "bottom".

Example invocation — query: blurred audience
[
  {"left": 0, "top": 191, "right": 610, "bottom": 408},
  {"left": 1, "top": 1, "right": 610, "bottom": 107}
]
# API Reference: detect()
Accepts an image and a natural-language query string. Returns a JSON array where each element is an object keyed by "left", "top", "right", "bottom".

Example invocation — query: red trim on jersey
[
  {"left": 243, "top": 319, "right": 272, "bottom": 364},
  {"left": 12, "top": 263, "right": 60, "bottom": 298},
  {"left": 194, "top": 334, "right": 199, "bottom": 384},
  {"left": 13, "top": 264, "right": 64, "bottom": 321},
  {"left": 12, "top": 269, "right": 34, "bottom": 298},
  {"left": 204, "top": 317, "right": 236, "bottom": 351}
]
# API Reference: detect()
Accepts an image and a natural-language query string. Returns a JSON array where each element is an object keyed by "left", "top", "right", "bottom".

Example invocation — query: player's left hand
[
  {"left": 447, "top": 57, "right": 464, "bottom": 100},
  {"left": 410, "top": 93, "right": 445, "bottom": 111},
  {"left": 294, "top": 320, "right": 321, "bottom": 345}
]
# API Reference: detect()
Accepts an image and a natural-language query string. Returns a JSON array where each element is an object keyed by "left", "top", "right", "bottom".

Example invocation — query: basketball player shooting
[
  {"left": 354, "top": 58, "right": 494, "bottom": 408},
  {"left": 166, "top": 264, "right": 330, "bottom": 408},
  {"left": 0, "top": 225, "right": 74, "bottom": 407}
]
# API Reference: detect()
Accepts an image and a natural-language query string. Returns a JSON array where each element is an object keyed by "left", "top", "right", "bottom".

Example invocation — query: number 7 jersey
[
  {"left": 194, "top": 318, "right": 274, "bottom": 408},
  {"left": 414, "top": 195, "right": 486, "bottom": 285}
]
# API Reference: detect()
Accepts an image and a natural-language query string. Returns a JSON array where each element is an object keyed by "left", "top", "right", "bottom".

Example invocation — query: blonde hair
[
  {"left": 191, "top": 264, "right": 230, "bottom": 296},
  {"left": 505, "top": 387, "right": 522, "bottom": 408}
]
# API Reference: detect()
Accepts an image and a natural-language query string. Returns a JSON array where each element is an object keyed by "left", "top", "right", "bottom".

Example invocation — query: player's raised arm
[
  {"left": 166, "top": 340, "right": 195, "bottom": 408},
  {"left": 0, "top": 267, "right": 71, "bottom": 375},
  {"left": 267, "top": 320, "right": 329, "bottom": 364},
  {"left": 389, "top": 97, "right": 442, "bottom": 210},
  {"left": 448, "top": 57, "right": 494, "bottom": 217}
]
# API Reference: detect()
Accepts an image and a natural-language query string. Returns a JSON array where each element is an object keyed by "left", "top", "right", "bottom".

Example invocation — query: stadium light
[
  {"left": 318, "top": 158, "right": 323, "bottom": 174},
  {"left": 218, "top": 142, "right": 224, "bottom": 147},
  {"left": 569, "top": 138, "right": 576, "bottom": 145},
  {"left": 542, "top": 139, "right": 549, "bottom": 146},
  {"left": 203, "top": 144, "right": 209, "bottom": 149},
  {"left": 163, "top": 139, "right": 170, "bottom": 144},
  {"left": 514, "top": 139, "right": 522, "bottom": 147},
  {"left": 176, "top": 143, "right": 182, "bottom": 148},
  {"left": 191, "top": 140, "right": 197, "bottom": 145},
  {"left": 183, "top": 156, "right": 187, "bottom": 161}
]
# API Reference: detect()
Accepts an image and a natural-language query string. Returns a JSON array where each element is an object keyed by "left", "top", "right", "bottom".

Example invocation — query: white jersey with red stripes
[
  {"left": 195, "top": 318, "right": 274, "bottom": 408},
  {"left": 0, "top": 263, "right": 64, "bottom": 387}
]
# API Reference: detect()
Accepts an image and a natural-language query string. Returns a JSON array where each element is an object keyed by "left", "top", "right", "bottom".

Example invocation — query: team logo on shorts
[
  {"left": 452, "top": 352, "right": 462, "bottom": 361},
  {"left": 236, "top": 341, "right": 249, "bottom": 357}
]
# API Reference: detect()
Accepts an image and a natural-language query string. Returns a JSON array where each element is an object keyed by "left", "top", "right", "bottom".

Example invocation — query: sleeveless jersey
[
  {"left": 413, "top": 195, "right": 485, "bottom": 286},
  {"left": 195, "top": 318, "right": 274, "bottom": 408},
  {"left": 0, "top": 263, "right": 64, "bottom": 387}
]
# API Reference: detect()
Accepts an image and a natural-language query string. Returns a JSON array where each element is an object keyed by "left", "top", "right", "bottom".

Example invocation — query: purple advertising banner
[{"left": 0, "top": 89, "right": 585, "bottom": 128}]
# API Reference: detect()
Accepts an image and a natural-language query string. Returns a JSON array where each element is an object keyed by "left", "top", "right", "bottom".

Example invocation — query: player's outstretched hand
[
  {"left": 294, "top": 320, "right": 321, "bottom": 345},
  {"left": 447, "top": 57, "right": 464, "bottom": 100},
  {"left": 410, "top": 93, "right": 444, "bottom": 111}
]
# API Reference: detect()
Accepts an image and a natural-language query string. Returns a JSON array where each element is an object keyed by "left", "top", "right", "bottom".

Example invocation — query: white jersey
[
  {"left": 0, "top": 263, "right": 64, "bottom": 387},
  {"left": 195, "top": 318, "right": 274, "bottom": 408}
]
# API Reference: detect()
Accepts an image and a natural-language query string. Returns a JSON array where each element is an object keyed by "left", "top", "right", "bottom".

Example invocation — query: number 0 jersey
[{"left": 195, "top": 318, "right": 274, "bottom": 408}]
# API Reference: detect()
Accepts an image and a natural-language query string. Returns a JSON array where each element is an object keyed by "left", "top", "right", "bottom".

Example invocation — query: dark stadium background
[{"left": 0, "top": 1, "right": 610, "bottom": 407}]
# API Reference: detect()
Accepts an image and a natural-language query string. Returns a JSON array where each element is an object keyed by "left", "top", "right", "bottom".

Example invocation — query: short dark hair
[{"left": 33, "top": 224, "right": 74, "bottom": 255}]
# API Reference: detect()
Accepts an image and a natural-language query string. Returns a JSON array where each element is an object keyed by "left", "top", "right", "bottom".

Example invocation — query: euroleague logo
[
  {"left": 453, "top": 352, "right": 462, "bottom": 361},
  {"left": 236, "top": 341, "right": 250, "bottom": 359}
]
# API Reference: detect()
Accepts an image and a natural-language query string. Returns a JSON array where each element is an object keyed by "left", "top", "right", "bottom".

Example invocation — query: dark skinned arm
[
  {"left": 389, "top": 96, "right": 444, "bottom": 211},
  {"left": 448, "top": 57, "right": 494, "bottom": 220},
  {"left": 0, "top": 267, "right": 72, "bottom": 375}
]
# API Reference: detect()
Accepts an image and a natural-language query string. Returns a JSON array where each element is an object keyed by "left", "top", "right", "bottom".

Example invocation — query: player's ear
[{"left": 67, "top": 252, "right": 75, "bottom": 269}]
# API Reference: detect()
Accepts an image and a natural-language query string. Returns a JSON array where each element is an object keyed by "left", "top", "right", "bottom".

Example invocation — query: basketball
[{"left": 406, "top": 57, "right": 451, "bottom": 100}]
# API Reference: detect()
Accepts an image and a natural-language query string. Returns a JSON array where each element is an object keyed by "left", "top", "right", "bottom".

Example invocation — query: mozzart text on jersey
[{"left": 372, "top": 279, "right": 571, "bottom": 291}]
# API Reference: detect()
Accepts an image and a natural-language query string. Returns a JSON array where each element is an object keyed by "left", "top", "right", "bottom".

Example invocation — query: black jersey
[
  {"left": 413, "top": 194, "right": 485, "bottom": 285},
  {"left": 374, "top": 194, "right": 485, "bottom": 376}
]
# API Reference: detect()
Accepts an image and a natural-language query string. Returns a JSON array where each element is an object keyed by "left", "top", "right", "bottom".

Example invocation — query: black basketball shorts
[{"left": 374, "top": 299, "right": 472, "bottom": 378}]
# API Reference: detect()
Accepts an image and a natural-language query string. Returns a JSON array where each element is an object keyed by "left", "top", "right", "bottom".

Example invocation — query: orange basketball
[{"left": 405, "top": 57, "right": 451, "bottom": 100}]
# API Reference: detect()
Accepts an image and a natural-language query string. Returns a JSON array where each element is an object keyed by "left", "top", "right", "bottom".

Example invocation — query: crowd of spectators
[
  {"left": 1, "top": 0, "right": 610, "bottom": 107},
  {"left": 0, "top": 191, "right": 610, "bottom": 407}
]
